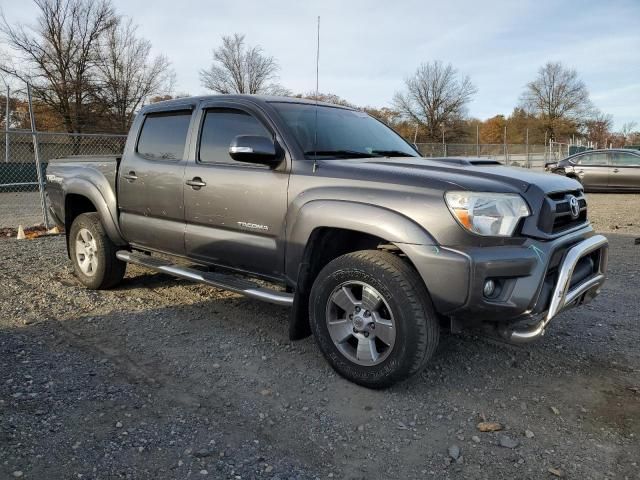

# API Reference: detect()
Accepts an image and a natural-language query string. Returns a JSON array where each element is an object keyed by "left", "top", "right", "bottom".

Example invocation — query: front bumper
[
  {"left": 397, "top": 226, "right": 609, "bottom": 341},
  {"left": 499, "top": 234, "right": 607, "bottom": 343}
]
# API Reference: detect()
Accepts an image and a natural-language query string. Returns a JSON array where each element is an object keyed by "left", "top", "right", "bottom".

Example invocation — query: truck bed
[
  {"left": 46, "top": 155, "right": 121, "bottom": 228},
  {"left": 47, "top": 155, "right": 120, "bottom": 185}
]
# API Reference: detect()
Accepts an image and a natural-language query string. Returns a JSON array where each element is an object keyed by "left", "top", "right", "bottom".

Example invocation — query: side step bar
[{"left": 116, "top": 250, "right": 294, "bottom": 307}]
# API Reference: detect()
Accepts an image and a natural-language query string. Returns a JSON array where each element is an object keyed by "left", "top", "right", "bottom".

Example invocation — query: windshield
[{"left": 270, "top": 102, "right": 419, "bottom": 159}]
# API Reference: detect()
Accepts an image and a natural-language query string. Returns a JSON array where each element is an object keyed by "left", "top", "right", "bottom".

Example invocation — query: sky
[{"left": 2, "top": 0, "right": 639, "bottom": 129}]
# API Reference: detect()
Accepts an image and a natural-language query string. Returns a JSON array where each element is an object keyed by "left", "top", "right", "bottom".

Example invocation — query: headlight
[{"left": 445, "top": 191, "right": 530, "bottom": 236}]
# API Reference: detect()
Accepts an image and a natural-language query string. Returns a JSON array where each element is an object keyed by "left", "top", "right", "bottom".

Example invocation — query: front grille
[{"left": 538, "top": 190, "right": 588, "bottom": 235}]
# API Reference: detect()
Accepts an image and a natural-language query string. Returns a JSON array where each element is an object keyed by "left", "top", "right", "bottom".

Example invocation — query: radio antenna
[{"left": 313, "top": 15, "right": 320, "bottom": 173}]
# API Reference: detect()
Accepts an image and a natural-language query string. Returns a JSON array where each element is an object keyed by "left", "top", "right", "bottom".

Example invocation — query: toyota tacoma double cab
[{"left": 45, "top": 95, "right": 609, "bottom": 388}]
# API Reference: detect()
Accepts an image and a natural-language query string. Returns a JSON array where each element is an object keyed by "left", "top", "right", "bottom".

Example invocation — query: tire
[
  {"left": 69, "top": 212, "right": 126, "bottom": 290},
  {"left": 309, "top": 250, "right": 439, "bottom": 388}
]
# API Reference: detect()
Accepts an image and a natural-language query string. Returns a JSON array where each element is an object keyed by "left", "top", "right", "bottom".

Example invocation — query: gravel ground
[{"left": 1, "top": 193, "right": 639, "bottom": 480}]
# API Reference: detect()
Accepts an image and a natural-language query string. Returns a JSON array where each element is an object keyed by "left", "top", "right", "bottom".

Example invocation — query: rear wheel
[
  {"left": 309, "top": 250, "right": 439, "bottom": 388},
  {"left": 69, "top": 213, "right": 126, "bottom": 289}
]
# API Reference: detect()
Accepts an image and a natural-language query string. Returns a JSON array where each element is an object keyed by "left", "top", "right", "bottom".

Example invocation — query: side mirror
[{"left": 229, "top": 135, "right": 280, "bottom": 167}]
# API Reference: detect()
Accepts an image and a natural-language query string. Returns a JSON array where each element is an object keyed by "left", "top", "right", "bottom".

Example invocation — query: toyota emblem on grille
[{"left": 568, "top": 195, "right": 580, "bottom": 218}]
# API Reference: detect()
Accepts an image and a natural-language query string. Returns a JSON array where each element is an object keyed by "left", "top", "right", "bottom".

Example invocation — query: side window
[
  {"left": 612, "top": 152, "right": 640, "bottom": 166},
  {"left": 199, "top": 108, "right": 271, "bottom": 165},
  {"left": 137, "top": 110, "right": 192, "bottom": 160},
  {"left": 576, "top": 153, "right": 608, "bottom": 166}
]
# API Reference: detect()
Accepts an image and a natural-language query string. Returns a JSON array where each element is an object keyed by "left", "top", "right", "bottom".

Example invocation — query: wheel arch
[
  {"left": 285, "top": 200, "right": 436, "bottom": 340},
  {"left": 285, "top": 200, "right": 435, "bottom": 282},
  {"left": 63, "top": 179, "right": 126, "bottom": 255}
]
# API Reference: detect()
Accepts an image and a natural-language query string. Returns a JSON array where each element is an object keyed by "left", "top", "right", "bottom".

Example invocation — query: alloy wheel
[
  {"left": 325, "top": 281, "right": 396, "bottom": 366},
  {"left": 75, "top": 228, "right": 98, "bottom": 276}
]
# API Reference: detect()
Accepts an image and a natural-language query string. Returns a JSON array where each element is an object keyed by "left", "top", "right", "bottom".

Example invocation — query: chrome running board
[{"left": 116, "top": 250, "right": 294, "bottom": 307}]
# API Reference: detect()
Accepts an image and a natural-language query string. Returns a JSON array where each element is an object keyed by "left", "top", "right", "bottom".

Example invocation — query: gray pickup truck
[{"left": 46, "top": 95, "right": 609, "bottom": 388}]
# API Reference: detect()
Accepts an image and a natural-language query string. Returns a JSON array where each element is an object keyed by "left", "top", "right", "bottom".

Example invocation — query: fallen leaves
[
  {"left": 476, "top": 421, "right": 503, "bottom": 432},
  {"left": 2, "top": 224, "right": 63, "bottom": 239}
]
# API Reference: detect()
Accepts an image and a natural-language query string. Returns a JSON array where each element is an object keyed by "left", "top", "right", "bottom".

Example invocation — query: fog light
[{"left": 483, "top": 279, "right": 496, "bottom": 298}]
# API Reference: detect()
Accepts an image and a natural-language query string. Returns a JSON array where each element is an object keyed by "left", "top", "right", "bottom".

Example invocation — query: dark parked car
[{"left": 545, "top": 149, "right": 640, "bottom": 191}]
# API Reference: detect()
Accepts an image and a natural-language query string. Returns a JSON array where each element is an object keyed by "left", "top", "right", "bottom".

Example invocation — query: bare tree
[
  {"left": 584, "top": 110, "right": 613, "bottom": 148},
  {"left": 200, "top": 34, "right": 289, "bottom": 95},
  {"left": 393, "top": 61, "right": 477, "bottom": 142},
  {"left": 520, "top": 62, "right": 592, "bottom": 140},
  {"left": 620, "top": 121, "right": 638, "bottom": 146},
  {"left": 0, "top": 0, "right": 117, "bottom": 133},
  {"left": 95, "top": 18, "right": 174, "bottom": 132}
]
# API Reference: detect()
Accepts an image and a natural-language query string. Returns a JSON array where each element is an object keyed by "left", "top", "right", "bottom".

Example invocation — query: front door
[
  {"left": 118, "top": 107, "right": 194, "bottom": 255},
  {"left": 609, "top": 151, "right": 640, "bottom": 190},
  {"left": 183, "top": 103, "right": 289, "bottom": 279}
]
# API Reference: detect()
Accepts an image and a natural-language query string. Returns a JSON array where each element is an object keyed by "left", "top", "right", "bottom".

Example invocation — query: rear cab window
[{"left": 137, "top": 110, "right": 192, "bottom": 160}]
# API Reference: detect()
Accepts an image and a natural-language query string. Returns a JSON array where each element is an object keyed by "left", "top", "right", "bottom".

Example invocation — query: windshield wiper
[
  {"left": 370, "top": 150, "right": 418, "bottom": 157},
  {"left": 304, "top": 150, "right": 380, "bottom": 159}
]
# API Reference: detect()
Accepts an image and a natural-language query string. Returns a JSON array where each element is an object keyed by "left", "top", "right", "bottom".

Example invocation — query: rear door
[
  {"left": 573, "top": 152, "right": 610, "bottom": 190},
  {"left": 609, "top": 151, "right": 640, "bottom": 190},
  {"left": 183, "top": 100, "right": 289, "bottom": 278},
  {"left": 118, "top": 106, "right": 195, "bottom": 254}
]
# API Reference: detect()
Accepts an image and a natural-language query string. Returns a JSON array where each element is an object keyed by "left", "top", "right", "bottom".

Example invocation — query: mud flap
[{"left": 288, "top": 290, "right": 312, "bottom": 340}]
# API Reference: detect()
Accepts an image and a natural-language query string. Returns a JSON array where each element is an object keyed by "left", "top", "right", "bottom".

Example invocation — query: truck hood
[{"left": 319, "top": 157, "right": 581, "bottom": 195}]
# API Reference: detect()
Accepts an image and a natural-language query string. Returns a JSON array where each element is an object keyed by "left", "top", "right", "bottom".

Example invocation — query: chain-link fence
[
  {"left": 0, "top": 130, "right": 126, "bottom": 229},
  {"left": 415, "top": 143, "right": 570, "bottom": 169}
]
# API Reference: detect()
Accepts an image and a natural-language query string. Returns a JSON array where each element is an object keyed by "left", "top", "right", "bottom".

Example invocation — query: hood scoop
[{"left": 429, "top": 158, "right": 502, "bottom": 167}]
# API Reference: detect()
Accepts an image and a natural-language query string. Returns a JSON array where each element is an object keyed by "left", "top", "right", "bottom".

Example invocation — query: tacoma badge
[{"left": 237, "top": 221, "right": 269, "bottom": 231}]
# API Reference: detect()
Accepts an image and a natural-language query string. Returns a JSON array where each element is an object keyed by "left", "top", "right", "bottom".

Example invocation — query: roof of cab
[{"left": 141, "top": 94, "right": 355, "bottom": 113}]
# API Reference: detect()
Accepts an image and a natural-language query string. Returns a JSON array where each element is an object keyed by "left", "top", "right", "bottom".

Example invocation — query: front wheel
[
  {"left": 69, "top": 212, "right": 126, "bottom": 289},
  {"left": 309, "top": 250, "right": 439, "bottom": 388}
]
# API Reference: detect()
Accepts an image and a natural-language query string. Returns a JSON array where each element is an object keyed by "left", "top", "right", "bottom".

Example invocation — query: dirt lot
[{"left": 1, "top": 193, "right": 639, "bottom": 480}]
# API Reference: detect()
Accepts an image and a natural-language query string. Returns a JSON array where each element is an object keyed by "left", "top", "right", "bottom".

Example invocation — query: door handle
[
  {"left": 612, "top": 168, "right": 619, "bottom": 173},
  {"left": 123, "top": 171, "right": 138, "bottom": 181},
  {"left": 186, "top": 177, "right": 207, "bottom": 188}
]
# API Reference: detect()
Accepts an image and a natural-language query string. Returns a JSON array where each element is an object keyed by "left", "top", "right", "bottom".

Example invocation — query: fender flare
[
  {"left": 63, "top": 178, "right": 126, "bottom": 245},
  {"left": 285, "top": 199, "right": 435, "bottom": 281}
]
